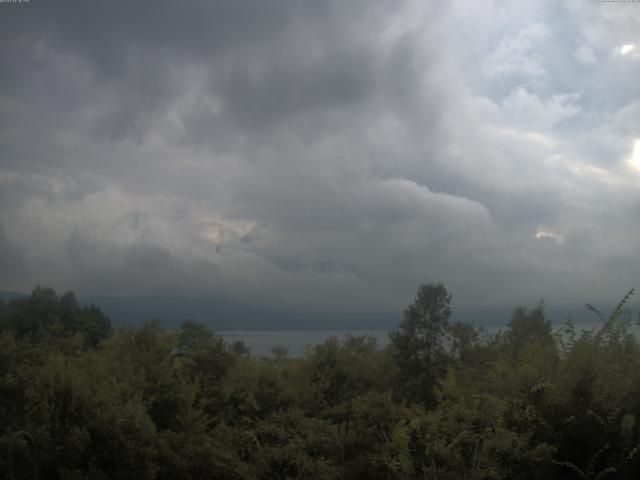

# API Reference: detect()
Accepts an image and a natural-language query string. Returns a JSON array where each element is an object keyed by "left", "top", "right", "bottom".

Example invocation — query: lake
[{"left": 219, "top": 322, "right": 640, "bottom": 357}]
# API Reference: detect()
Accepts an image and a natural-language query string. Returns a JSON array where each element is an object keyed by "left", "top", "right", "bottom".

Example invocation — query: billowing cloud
[{"left": 1, "top": 0, "right": 639, "bottom": 317}]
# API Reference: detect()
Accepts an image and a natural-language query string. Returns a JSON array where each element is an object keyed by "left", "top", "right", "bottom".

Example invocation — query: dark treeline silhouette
[{"left": 1, "top": 284, "right": 640, "bottom": 479}]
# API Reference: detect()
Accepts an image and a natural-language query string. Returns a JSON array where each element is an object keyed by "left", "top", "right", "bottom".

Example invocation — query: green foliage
[
  {"left": 2, "top": 285, "right": 640, "bottom": 479},
  {"left": 389, "top": 282, "right": 453, "bottom": 406},
  {"left": 1, "top": 287, "right": 111, "bottom": 349},
  {"left": 505, "top": 301, "right": 553, "bottom": 355}
]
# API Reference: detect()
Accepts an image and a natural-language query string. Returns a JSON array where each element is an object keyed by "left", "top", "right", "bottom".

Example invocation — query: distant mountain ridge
[
  {"left": 1, "top": 289, "right": 630, "bottom": 331},
  {"left": 0, "top": 289, "right": 399, "bottom": 330},
  {"left": 82, "top": 294, "right": 401, "bottom": 331},
  {"left": 0, "top": 290, "right": 26, "bottom": 302}
]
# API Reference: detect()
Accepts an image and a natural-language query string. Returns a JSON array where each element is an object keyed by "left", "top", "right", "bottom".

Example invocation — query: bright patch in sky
[
  {"left": 620, "top": 44, "right": 635, "bottom": 55},
  {"left": 202, "top": 221, "right": 255, "bottom": 244},
  {"left": 535, "top": 230, "right": 564, "bottom": 243},
  {"left": 630, "top": 139, "right": 640, "bottom": 171}
]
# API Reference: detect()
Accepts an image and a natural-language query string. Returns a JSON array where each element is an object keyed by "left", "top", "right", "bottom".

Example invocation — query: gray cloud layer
[{"left": 1, "top": 0, "right": 639, "bottom": 314}]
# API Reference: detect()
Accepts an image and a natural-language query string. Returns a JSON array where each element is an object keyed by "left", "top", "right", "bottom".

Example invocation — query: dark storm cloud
[
  {"left": 1, "top": 0, "right": 639, "bottom": 314},
  {"left": 1, "top": 1, "right": 387, "bottom": 142},
  {"left": 0, "top": 223, "right": 27, "bottom": 280},
  {"left": 63, "top": 230, "right": 224, "bottom": 297}
]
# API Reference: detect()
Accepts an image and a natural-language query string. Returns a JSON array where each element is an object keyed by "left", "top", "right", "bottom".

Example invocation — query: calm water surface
[{"left": 219, "top": 322, "right": 640, "bottom": 357}]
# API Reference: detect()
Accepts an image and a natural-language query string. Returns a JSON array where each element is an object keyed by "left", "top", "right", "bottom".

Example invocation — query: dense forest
[{"left": 1, "top": 284, "right": 640, "bottom": 479}]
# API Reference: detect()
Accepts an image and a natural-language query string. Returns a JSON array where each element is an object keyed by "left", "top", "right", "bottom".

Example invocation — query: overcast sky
[{"left": 1, "top": 0, "right": 639, "bottom": 314}]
